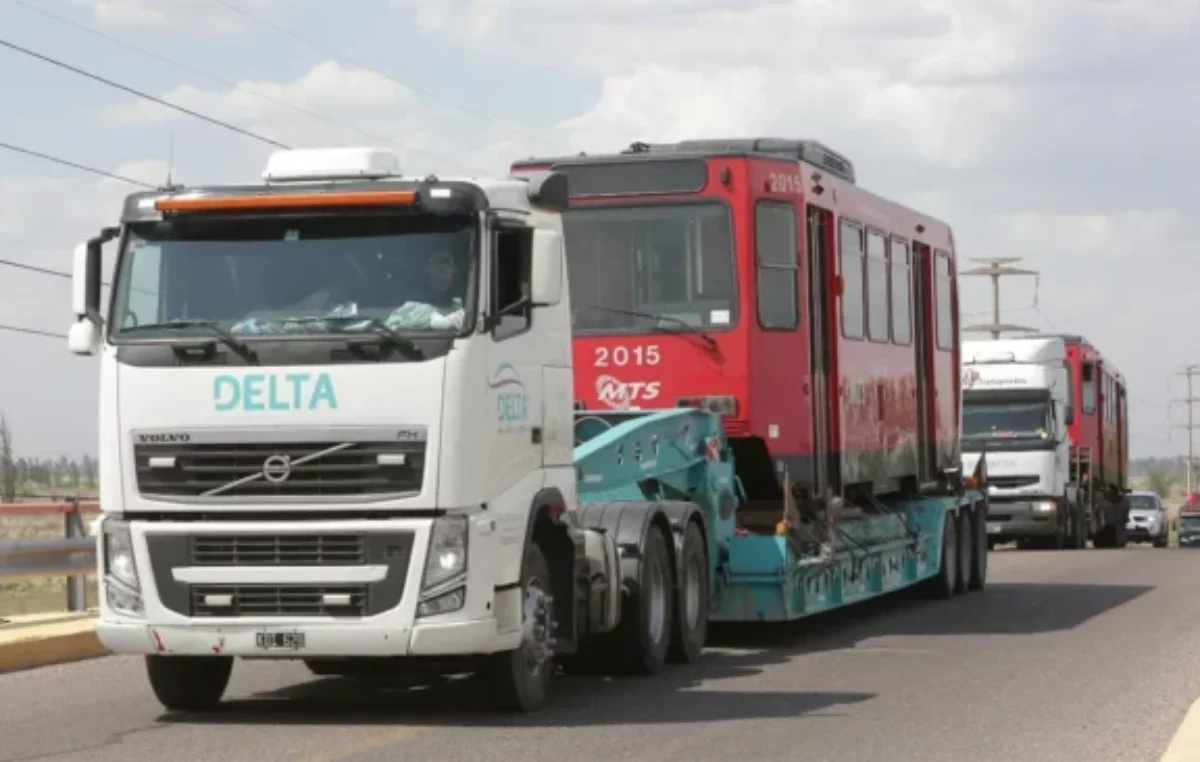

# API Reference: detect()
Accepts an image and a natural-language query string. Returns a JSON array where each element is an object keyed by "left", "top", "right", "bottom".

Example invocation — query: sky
[{"left": 0, "top": 0, "right": 1197, "bottom": 461}]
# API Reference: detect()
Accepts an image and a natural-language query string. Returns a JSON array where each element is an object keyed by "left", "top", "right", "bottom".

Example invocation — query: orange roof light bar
[{"left": 155, "top": 189, "right": 418, "bottom": 212}]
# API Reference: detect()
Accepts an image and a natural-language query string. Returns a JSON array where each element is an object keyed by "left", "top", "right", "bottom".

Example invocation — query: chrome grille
[
  {"left": 133, "top": 440, "right": 425, "bottom": 498},
  {"left": 191, "top": 534, "right": 366, "bottom": 566},
  {"left": 190, "top": 584, "right": 368, "bottom": 617}
]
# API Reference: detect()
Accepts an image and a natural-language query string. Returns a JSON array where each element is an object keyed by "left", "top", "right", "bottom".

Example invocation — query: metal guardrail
[{"left": 0, "top": 501, "right": 100, "bottom": 612}]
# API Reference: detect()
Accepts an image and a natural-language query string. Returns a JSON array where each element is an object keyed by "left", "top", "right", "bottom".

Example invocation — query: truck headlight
[
  {"left": 102, "top": 519, "right": 143, "bottom": 617},
  {"left": 417, "top": 516, "right": 467, "bottom": 617},
  {"left": 1033, "top": 500, "right": 1057, "bottom": 514}
]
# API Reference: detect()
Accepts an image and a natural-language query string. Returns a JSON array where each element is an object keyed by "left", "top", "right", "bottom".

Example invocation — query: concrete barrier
[{"left": 0, "top": 612, "right": 107, "bottom": 674}]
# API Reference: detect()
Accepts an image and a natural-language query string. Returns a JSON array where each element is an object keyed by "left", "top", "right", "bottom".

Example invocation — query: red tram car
[
  {"left": 511, "top": 138, "right": 962, "bottom": 513},
  {"left": 1060, "top": 334, "right": 1130, "bottom": 545}
]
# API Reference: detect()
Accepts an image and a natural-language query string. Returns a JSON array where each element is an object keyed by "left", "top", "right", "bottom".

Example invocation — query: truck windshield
[
  {"left": 109, "top": 212, "right": 477, "bottom": 339},
  {"left": 563, "top": 202, "right": 735, "bottom": 335},
  {"left": 962, "top": 400, "right": 1050, "bottom": 440}
]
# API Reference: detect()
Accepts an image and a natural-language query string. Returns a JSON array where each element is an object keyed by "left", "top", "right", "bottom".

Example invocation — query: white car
[{"left": 1126, "top": 491, "right": 1168, "bottom": 548}]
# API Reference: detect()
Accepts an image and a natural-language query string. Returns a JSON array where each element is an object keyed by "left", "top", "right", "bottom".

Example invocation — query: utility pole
[
  {"left": 1172, "top": 364, "right": 1200, "bottom": 495},
  {"left": 959, "top": 257, "right": 1040, "bottom": 339}
]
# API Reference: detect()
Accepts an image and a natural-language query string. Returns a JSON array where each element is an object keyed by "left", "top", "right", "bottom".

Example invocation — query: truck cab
[
  {"left": 66, "top": 146, "right": 592, "bottom": 712},
  {"left": 960, "top": 337, "right": 1083, "bottom": 549}
]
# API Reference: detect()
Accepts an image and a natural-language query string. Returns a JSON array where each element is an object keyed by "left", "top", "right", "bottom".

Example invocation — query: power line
[
  {"left": 0, "top": 323, "right": 66, "bottom": 340},
  {"left": 0, "top": 140, "right": 156, "bottom": 187},
  {"left": 9, "top": 0, "right": 482, "bottom": 173},
  {"left": 0, "top": 257, "right": 112, "bottom": 289},
  {"left": 0, "top": 36, "right": 289, "bottom": 149},
  {"left": 0, "top": 257, "right": 69, "bottom": 280},
  {"left": 207, "top": 0, "right": 563, "bottom": 151}
]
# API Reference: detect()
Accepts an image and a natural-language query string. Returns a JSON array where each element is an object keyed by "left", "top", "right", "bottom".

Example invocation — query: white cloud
[{"left": 97, "top": 59, "right": 550, "bottom": 177}]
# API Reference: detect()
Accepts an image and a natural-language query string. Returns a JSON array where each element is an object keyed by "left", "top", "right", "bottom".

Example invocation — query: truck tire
[
  {"left": 969, "top": 501, "right": 988, "bottom": 591},
  {"left": 1064, "top": 504, "right": 1086, "bottom": 549},
  {"left": 615, "top": 525, "right": 675, "bottom": 675},
  {"left": 481, "top": 541, "right": 556, "bottom": 712},
  {"left": 1114, "top": 519, "right": 1129, "bottom": 548},
  {"left": 145, "top": 654, "right": 232, "bottom": 712},
  {"left": 667, "top": 520, "right": 708, "bottom": 664},
  {"left": 921, "top": 506, "right": 957, "bottom": 599},
  {"left": 1154, "top": 535, "right": 1168, "bottom": 549},
  {"left": 954, "top": 507, "right": 972, "bottom": 594}
]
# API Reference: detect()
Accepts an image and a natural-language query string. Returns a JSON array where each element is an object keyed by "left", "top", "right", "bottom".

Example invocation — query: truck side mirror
[
  {"left": 1064, "top": 403, "right": 1074, "bottom": 427},
  {"left": 530, "top": 229, "right": 563, "bottom": 307},
  {"left": 68, "top": 227, "right": 119, "bottom": 356}
]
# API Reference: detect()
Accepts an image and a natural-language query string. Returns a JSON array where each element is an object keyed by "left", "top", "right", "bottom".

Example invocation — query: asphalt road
[{"left": 4, "top": 546, "right": 1200, "bottom": 762}]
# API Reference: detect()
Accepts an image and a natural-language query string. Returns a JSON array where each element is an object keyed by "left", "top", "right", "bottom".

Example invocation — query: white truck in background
[{"left": 960, "top": 337, "right": 1083, "bottom": 549}]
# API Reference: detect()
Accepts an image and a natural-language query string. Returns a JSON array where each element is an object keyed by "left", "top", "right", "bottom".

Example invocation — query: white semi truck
[
  {"left": 959, "top": 337, "right": 1084, "bottom": 549},
  {"left": 70, "top": 146, "right": 988, "bottom": 714}
]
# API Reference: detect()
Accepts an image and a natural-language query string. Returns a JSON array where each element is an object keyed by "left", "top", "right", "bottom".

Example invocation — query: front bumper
[
  {"left": 95, "top": 513, "right": 522, "bottom": 659},
  {"left": 985, "top": 499, "right": 1059, "bottom": 539},
  {"left": 97, "top": 617, "right": 514, "bottom": 658},
  {"left": 1126, "top": 522, "right": 1165, "bottom": 541}
]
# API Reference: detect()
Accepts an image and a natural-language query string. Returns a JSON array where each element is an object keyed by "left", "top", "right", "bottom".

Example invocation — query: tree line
[{"left": 0, "top": 413, "right": 98, "bottom": 503}]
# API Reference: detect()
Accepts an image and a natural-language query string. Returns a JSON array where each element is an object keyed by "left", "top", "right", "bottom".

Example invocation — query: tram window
[
  {"left": 754, "top": 201, "right": 799, "bottom": 330},
  {"left": 866, "top": 229, "right": 888, "bottom": 342},
  {"left": 839, "top": 219, "right": 864, "bottom": 340},
  {"left": 890, "top": 238, "right": 911, "bottom": 345},
  {"left": 934, "top": 250, "right": 953, "bottom": 351}
]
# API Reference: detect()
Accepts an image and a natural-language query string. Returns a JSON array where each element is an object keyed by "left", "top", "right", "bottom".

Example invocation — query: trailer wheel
[
  {"left": 1063, "top": 505, "right": 1085, "bottom": 549},
  {"left": 921, "top": 506, "right": 957, "bottom": 599},
  {"left": 616, "top": 525, "right": 675, "bottom": 675},
  {"left": 954, "top": 507, "right": 972, "bottom": 594},
  {"left": 668, "top": 520, "right": 708, "bottom": 664},
  {"left": 145, "top": 655, "right": 232, "bottom": 712},
  {"left": 969, "top": 501, "right": 988, "bottom": 591},
  {"left": 481, "top": 541, "right": 556, "bottom": 712}
]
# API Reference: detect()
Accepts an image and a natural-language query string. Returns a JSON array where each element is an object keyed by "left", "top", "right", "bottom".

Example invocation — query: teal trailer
[{"left": 571, "top": 407, "right": 988, "bottom": 642}]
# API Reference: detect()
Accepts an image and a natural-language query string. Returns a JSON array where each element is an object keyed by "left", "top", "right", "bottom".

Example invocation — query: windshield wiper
[
  {"left": 123, "top": 319, "right": 259, "bottom": 364},
  {"left": 283, "top": 316, "right": 424, "bottom": 358},
  {"left": 584, "top": 306, "right": 718, "bottom": 350}
]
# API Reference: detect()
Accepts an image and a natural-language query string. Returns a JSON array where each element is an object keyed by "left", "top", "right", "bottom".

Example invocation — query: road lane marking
[{"left": 1162, "top": 695, "right": 1200, "bottom": 761}]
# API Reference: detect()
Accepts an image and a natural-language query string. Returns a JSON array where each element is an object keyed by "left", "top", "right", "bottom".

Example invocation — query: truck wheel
[
  {"left": 1114, "top": 520, "right": 1129, "bottom": 548},
  {"left": 921, "top": 506, "right": 957, "bottom": 599},
  {"left": 1154, "top": 535, "right": 1168, "bottom": 549},
  {"left": 668, "top": 520, "right": 708, "bottom": 664},
  {"left": 617, "top": 525, "right": 675, "bottom": 674},
  {"left": 969, "top": 502, "right": 988, "bottom": 591},
  {"left": 145, "top": 655, "right": 232, "bottom": 712},
  {"left": 481, "top": 541, "right": 556, "bottom": 712},
  {"left": 954, "top": 507, "right": 972, "bottom": 594},
  {"left": 1065, "top": 507, "right": 1085, "bottom": 549}
]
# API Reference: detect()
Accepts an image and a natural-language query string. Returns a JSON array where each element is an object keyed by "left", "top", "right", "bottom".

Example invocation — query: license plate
[
  {"left": 255, "top": 630, "right": 306, "bottom": 650},
  {"left": 987, "top": 523, "right": 1003, "bottom": 534}
]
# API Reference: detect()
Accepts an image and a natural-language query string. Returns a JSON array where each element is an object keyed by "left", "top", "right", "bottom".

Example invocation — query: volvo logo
[{"left": 261, "top": 454, "right": 292, "bottom": 483}]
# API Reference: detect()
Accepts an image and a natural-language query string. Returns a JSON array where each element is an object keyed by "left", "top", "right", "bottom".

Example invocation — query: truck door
[
  {"left": 484, "top": 218, "right": 547, "bottom": 582},
  {"left": 911, "top": 241, "right": 936, "bottom": 483},
  {"left": 806, "top": 204, "right": 836, "bottom": 495}
]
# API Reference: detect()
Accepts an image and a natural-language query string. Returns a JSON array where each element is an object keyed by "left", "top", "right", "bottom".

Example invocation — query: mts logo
[{"left": 213, "top": 372, "right": 338, "bottom": 412}]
